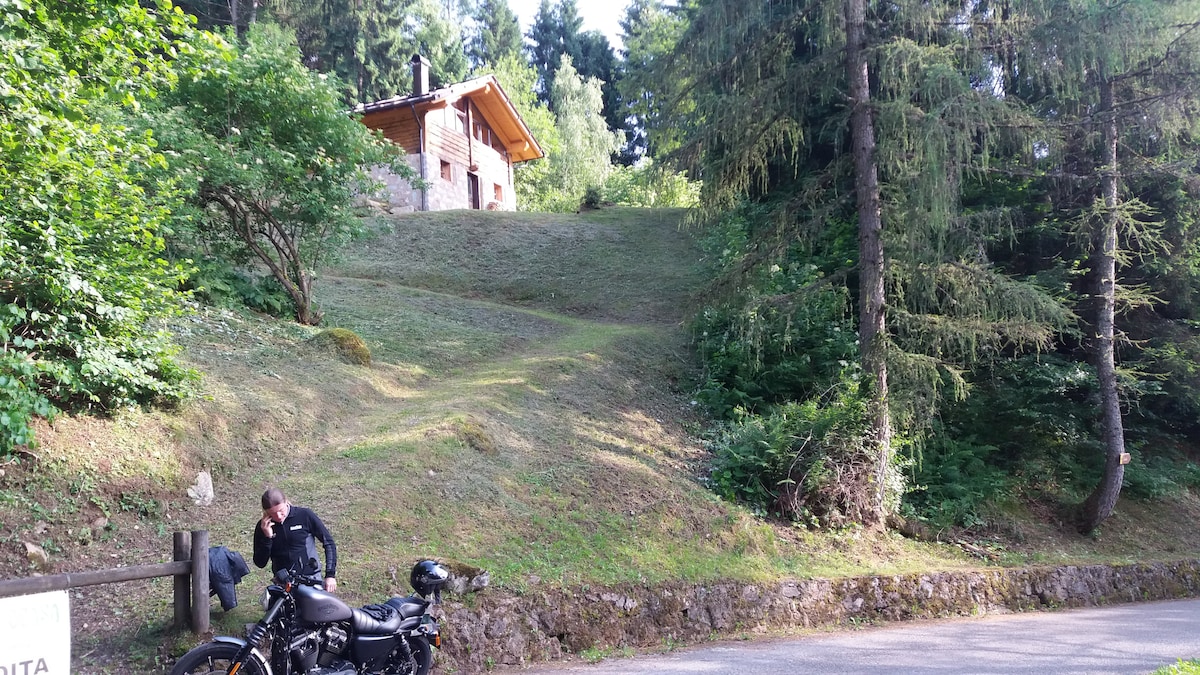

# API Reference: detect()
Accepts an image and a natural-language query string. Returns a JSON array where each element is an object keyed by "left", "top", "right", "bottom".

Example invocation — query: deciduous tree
[
  {"left": 150, "top": 25, "right": 414, "bottom": 325},
  {"left": 549, "top": 55, "right": 623, "bottom": 209},
  {"left": 0, "top": 0, "right": 197, "bottom": 454}
]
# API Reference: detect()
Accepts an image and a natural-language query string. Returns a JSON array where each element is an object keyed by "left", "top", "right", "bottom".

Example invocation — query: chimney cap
[{"left": 411, "top": 54, "right": 432, "bottom": 96}]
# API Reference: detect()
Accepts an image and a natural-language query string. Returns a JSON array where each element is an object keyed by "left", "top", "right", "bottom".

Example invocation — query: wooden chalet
[{"left": 354, "top": 55, "right": 543, "bottom": 211}]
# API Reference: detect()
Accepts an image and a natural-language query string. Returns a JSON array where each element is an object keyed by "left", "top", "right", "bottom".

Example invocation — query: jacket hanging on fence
[{"left": 208, "top": 545, "right": 250, "bottom": 611}]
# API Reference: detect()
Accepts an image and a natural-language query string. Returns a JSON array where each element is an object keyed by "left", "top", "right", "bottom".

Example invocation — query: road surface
[{"left": 494, "top": 598, "right": 1200, "bottom": 674}]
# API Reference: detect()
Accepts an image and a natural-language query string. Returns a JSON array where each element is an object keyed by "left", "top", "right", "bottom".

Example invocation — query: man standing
[{"left": 253, "top": 487, "right": 338, "bottom": 592}]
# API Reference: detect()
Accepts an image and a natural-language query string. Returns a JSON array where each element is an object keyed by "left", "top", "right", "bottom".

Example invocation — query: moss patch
[{"left": 309, "top": 327, "right": 372, "bottom": 365}]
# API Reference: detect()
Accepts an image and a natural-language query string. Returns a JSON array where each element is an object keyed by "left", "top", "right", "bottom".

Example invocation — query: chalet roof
[{"left": 354, "top": 75, "right": 544, "bottom": 163}]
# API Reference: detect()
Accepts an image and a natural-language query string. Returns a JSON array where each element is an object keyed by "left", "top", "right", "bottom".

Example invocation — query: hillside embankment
[{"left": 1, "top": 208, "right": 1198, "bottom": 673}]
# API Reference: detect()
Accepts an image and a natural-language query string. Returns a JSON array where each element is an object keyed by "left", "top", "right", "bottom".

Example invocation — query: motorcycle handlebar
[{"left": 275, "top": 560, "right": 325, "bottom": 588}]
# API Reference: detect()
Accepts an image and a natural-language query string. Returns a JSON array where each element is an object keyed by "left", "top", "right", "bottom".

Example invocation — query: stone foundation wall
[
  {"left": 369, "top": 161, "right": 420, "bottom": 213},
  {"left": 432, "top": 560, "right": 1200, "bottom": 673}
]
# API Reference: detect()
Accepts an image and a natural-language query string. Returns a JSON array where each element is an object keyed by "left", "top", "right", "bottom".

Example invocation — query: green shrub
[
  {"left": 184, "top": 258, "right": 293, "bottom": 318},
  {"left": 905, "top": 354, "right": 1103, "bottom": 526},
  {"left": 602, "top": 159, "right": 701, "bottom": 208},
  {"left": 582, "top": 185, "right": 604, "bottom": 209},
  {"left": 905, "top": 428, "right": 1009, "bottom": 528},
  {"left": 0, "top": 350, "right": 56, "bottom": 455},
  {"left": 0, "top": 1, "right": 198, "bottom": 454},
  {"left": 707, "top": 386, "right": 885, "bottom": 526},
  {"left": 693, "top": 270, "right": 858, "bottom": 419},
  {"left": 1121, "top": 450, "right": 1200, "bottom": 500}
]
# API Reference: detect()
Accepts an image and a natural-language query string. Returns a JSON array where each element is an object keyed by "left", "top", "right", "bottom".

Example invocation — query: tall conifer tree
[
  {"left": 527, "top": 0, "right": 562, "bottom": 102},
  {"left": 665, "top": 0, "right": 1071, "bottom": 524},
  {"left": 1012, "top": 0, "right": 1200, "bottom": 532},
  {"left": 469, "top": 0, "right": 523, "bottom": 67},
  {"left": 618, "top": 0, "right": 691, "bottom": 161}
]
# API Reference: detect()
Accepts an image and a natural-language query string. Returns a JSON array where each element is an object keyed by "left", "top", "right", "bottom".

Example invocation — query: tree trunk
[
  {"left": 1079, "top": 77, "right": 1126, "bottom": 534},
  {"left": 229, "top": 0, "right": 240, "bottom": 36},
  {"left": 845, "top": 0, "right": 893, "bottom": 525}
]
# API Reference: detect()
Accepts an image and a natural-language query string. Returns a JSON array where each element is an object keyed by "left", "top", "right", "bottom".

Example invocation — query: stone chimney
[{"left": 412, "top": 54, "right": 431, "bottom": 96}]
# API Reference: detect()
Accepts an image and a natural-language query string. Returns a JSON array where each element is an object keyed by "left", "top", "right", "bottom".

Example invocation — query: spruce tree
[
  {"left": 618, "top": 0, "right": 691, "bottom": 161},
  {"left": 526, "top": 0, "right": 562, "bottom": 102},
  {"left": 1012, "top": 0, "right": 1200, "bottom": 533},
  {"left": 469, "top": 0, "right": 523, "bottom": 67},
  {"left": 665, "top": 0, "right": 1071, "bottom": 525}
]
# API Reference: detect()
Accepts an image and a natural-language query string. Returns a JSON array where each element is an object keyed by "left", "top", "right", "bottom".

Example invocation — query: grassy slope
[{"left": 2, "top": 208, "right": 1199, "bottom": 672}]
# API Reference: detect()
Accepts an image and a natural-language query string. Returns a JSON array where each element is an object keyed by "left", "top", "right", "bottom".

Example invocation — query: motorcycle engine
[
  {"left": 289, "top": 629, "right": 320, "bottom": 672},
  {"left": 307, "top": 625, "right": 354, "bottom": 675},
  {"left": 306, "top": 662, "right": 357, "bottom": 675},
  {"left": 319, "top": 624, "right": 350, "bottom": 659}
]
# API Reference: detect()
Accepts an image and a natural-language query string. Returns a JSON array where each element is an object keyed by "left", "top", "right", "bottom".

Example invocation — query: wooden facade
[{"left": 355, "top": 73, "right": 542, "bottom": 212}]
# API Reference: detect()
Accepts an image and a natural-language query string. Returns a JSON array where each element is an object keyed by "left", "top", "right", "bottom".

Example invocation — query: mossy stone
[{"left": 311, "top": 327, "right": 371, "bottom": 365}]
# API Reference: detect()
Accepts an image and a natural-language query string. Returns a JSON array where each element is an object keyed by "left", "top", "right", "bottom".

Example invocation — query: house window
[
  {"left": 493, "top": 184, "right": 503, "bottom": 202},
  {"left": 453, "top": 100, "right": 468, "bottom": 136},
  {"left": 440, "top": 160, "right": 451, "bottom": 181}
]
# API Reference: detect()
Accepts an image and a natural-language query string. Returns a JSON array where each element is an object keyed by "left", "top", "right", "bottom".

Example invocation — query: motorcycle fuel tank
[{"left": 295, "top": 583, "right": 354, "bottom": 623}]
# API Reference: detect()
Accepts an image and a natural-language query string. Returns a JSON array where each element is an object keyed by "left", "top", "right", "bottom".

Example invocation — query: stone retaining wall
[{"left": 433, "top": 560, "right": 1200, "bottom": 673}]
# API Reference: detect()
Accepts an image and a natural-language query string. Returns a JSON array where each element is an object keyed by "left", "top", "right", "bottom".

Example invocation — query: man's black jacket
[
  {"left": 252, "top": 504, "right": 337, "bottom": 579},
  {"left": 208, "top": 545, "right": 250, "bottom": 611}
]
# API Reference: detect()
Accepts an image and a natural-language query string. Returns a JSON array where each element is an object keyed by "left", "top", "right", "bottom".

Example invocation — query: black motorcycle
[{"left": 171, "top": 560, "right": 449, "bottom": 675}]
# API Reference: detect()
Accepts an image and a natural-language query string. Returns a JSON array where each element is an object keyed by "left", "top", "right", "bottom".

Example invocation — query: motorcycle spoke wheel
[{"left": 406, "top": 637, "right": 433, "bottom": 675}]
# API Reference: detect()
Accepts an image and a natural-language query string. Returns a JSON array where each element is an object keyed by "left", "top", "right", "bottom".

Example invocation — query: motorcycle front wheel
[{"left": 170, "top": 641, "right": 268, "bottom": 675}]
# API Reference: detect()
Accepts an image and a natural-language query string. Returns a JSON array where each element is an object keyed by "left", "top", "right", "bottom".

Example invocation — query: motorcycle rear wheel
[
  {"left": 170, "top": 641, "right": 268, "bottom": 675},
  {"left": 403, "top": 636, "right": 432, "bottom": 675}
]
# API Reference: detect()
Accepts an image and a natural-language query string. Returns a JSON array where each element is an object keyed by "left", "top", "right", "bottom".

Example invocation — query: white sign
[{"left": 0, "top": 591, "right": 70, "bottom": 675}]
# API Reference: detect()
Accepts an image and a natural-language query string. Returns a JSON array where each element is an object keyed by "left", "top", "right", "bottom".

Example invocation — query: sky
[{"left": 506, "top": 0, "right": 632, "bottom": 50}]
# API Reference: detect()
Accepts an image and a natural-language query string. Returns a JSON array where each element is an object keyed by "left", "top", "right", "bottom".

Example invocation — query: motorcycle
[{"left": 170, "top": 560, "right": 450, "bottom": 675}]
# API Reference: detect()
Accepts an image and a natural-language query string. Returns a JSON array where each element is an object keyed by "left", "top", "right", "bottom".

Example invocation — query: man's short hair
[{"left": 261, "top": 488, "right": 286, "bottom": 509}]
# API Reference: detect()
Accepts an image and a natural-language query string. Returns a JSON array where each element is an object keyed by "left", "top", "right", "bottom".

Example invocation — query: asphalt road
[{"left": 494, "top": 598, "right": 1200, "bottom": 674}]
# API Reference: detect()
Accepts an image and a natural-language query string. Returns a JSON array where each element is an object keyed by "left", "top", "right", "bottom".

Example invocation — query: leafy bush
[
  {"left": 707, "top": 386, "right": 884, "bottom": 526},
  {"left": 693, "top": 264, "right": 858, "bottom": 419},
  {"left": 1121, "top": 449, "right": 1200, "bottom": 499},
  {"left": 602, "top": 159, "right": 701, "bottom": 208},
  {"left": 582, "top": 185, "right": 604, "bottom": 209},
  {"left": 0, "top": 339, "right": 55, "bottom": 456},
  {"left": 184, "top": 258, "right": 293, "bottom": 318},
  {"left": 905, "top": 427, "right": 1009, "bottom": 528},
  {"left": 0, "top": 0, "right": 198, "bottom": 454}
]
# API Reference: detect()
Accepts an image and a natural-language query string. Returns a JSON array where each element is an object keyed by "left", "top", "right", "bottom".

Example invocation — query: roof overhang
[{"left": 353, "top": 75, "right": 544, "bottom": 163}]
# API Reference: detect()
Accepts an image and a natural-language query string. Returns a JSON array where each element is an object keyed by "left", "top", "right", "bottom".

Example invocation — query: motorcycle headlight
[{"left": 259, "top": 587, "right": 271, "bottom": 611}]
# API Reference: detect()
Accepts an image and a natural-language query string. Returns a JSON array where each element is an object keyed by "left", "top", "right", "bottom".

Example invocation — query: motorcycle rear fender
[
  {"left": 412, "top": 610, "right": 441, "bottom": 648},
  {"left": 211, "top": 635, "right": 273, "bottom": 675}
]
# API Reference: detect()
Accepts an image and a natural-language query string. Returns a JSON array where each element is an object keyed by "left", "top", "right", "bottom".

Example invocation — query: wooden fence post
[
  {"left": 190, "top": 529, "right": 210, "bottom": 634},
  {"left": 173, "top": 531, "right": 191, "bottom": 629}
]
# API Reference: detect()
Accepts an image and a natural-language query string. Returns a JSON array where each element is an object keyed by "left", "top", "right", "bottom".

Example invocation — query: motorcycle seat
[
  {"left": 351, "top": 603, "right": 403, "bottom": 635},
  {"left": 384, "top": 594, "right": 429, "bottom": 619}
]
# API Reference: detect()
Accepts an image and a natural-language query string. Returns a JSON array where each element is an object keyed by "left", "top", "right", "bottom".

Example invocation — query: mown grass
[{"left": 3, "top": 207, "right": 1200, "bottom": 674}]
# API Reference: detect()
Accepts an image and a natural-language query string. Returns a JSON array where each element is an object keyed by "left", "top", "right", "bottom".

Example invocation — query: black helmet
[{"left": 410, "top": 560, "right": 449, "bottom": 597}]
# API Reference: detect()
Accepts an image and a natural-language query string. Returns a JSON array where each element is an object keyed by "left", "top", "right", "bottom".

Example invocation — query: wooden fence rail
[{"left": 0, "top": 530, "right": 211, "bottom": 634}]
